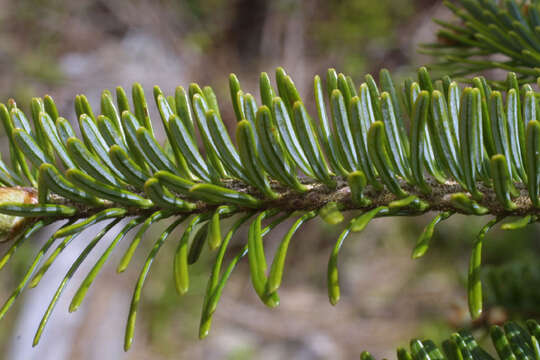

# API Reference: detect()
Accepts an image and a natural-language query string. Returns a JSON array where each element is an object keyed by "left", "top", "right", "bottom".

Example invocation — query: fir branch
[
  {"left": 422, "top": 0, "right": 540, "bottom": 84},
  {"left": 361, "top": 319, "right": 540, "bottom": 360},
  {"left": 0, "top": 66, "right": 538, "bottom": 350}
]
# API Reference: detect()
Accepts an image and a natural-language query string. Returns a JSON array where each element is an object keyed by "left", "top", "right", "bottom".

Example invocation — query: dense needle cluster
[
  {"left": 422, "top": 0, "right": 540, "bottom": 85},
  {"left": 362, "top": 319, "right": 540, "bottom": 360}
]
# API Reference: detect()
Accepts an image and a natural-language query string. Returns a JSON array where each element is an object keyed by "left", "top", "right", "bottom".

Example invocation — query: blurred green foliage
[{"left": 310, "top": 0, "right": 414, "bottom": 76}]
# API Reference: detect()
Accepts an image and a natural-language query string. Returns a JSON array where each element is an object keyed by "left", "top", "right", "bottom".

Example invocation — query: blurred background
[{"left": 0, "top": 0, "right": 538, "bottom": 359}]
